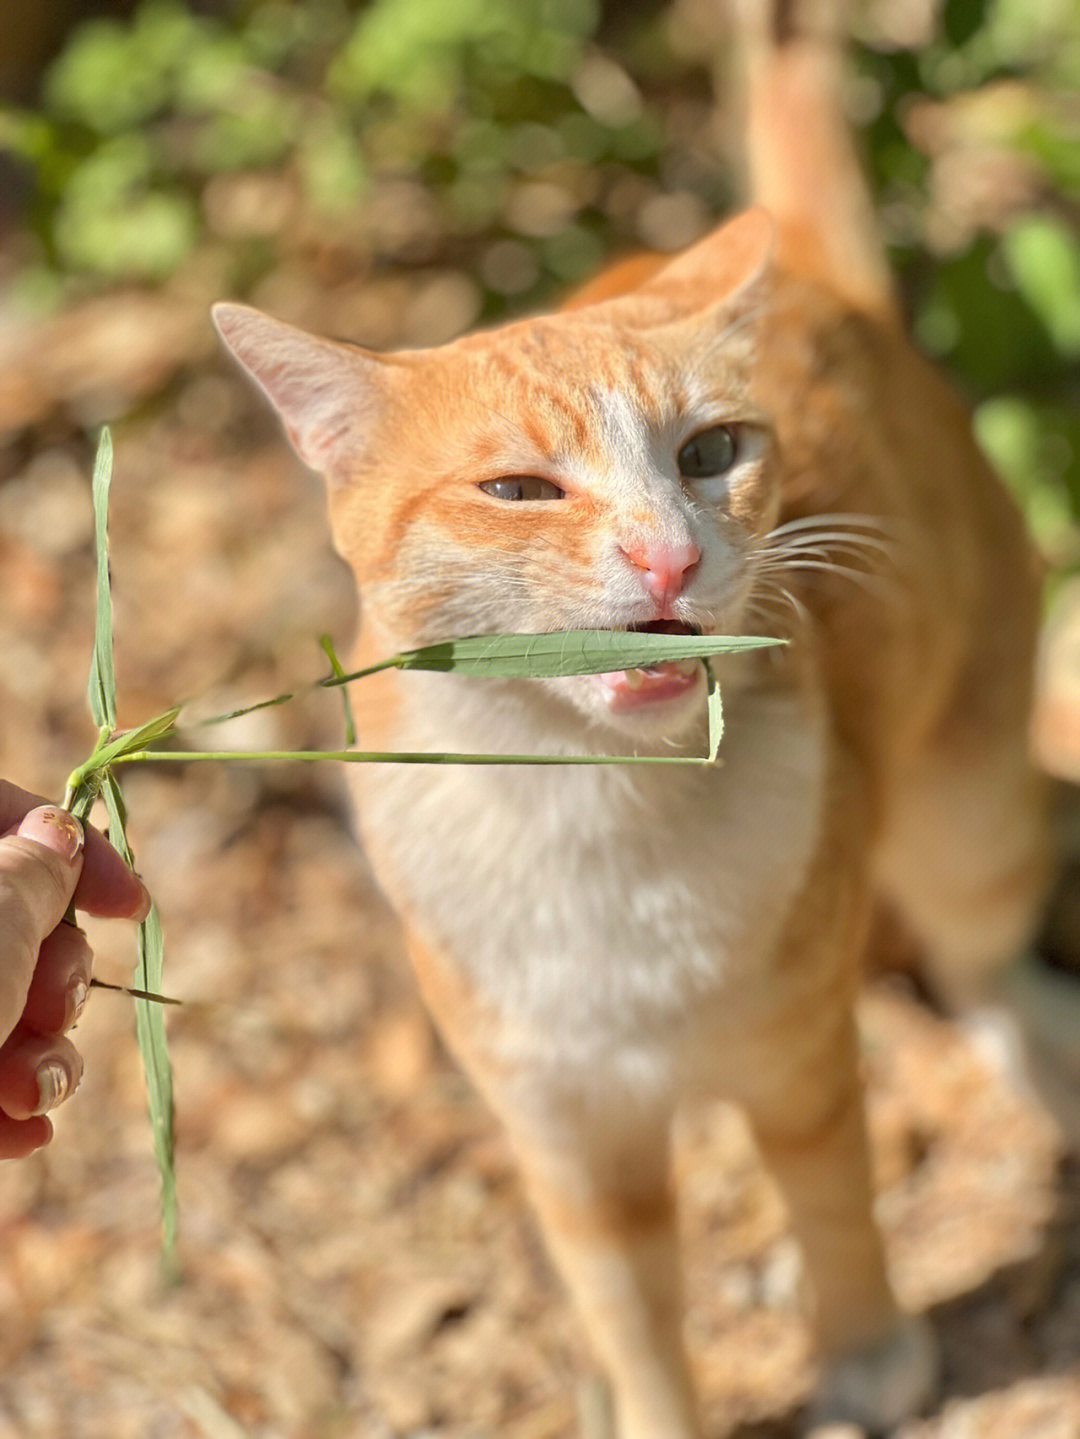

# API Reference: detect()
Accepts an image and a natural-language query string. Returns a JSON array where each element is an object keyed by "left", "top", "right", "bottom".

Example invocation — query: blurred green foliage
[
  {"left": 329, "top": 0, "right": 600, "bottom": 106},
  {"left": 2, "top": 0, "right": 1080, "bottom": 561}
]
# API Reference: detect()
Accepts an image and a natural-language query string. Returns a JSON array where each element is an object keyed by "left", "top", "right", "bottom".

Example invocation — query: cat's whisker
[
  {"left": 766, "top": 531, "right": 898, "bottom": 557},
  {"left": 779, "top": 586, "right": 809, "bottom": 624},
  {"left": 757, "top": 547, "right": 898, "bottom": 583},
  {"left": 753, "top": 512, "right": 905, "bottom": 596},
  {"left": 755, "top": 545, "right": 878, "bottom": 572},
  {"left": 756, "top": 555, "right": 902, "bottom": 601},
  {"left": 759, "top": 542, "right": 890, "bottom": 568},
  {"left": 743, "top": 584, "right": 806, "bottom": 633},
  {"left": 765, "top": 511, "right": 900, "bottom": 538},
  {"left": 759, "top": 523, "right": 901, "bottom": 563}
]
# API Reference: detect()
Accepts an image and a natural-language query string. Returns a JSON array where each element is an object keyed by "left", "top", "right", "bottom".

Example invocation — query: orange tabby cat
[{"left": 213, "top": 3, "right": 1053, "bottom": 1432}]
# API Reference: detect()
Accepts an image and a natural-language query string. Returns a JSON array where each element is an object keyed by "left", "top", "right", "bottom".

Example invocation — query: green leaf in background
[
  {"left": 913, "top": 236, "right": 1057, "bottom": 391},
  {"left": 54, "top": 185, "right": 199, "bottom": 283},
  {"left": 1002, "top": 214, "right": 1080, "bottom": 358},
  {"left": 974, "top": 394, "right": 1080, "bottom": 556},
  {"left": 87, "top": 428, "right": 117, "bottom": 731},
  {"left": 44, "top": 14, "right": 168, "bottom": 134},
  {"left": 331, "top": 0, "right": 599, "bottom": 110}
]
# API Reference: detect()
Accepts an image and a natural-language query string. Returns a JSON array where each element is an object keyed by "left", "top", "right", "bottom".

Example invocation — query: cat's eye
[
  {"left": 678, "top": 425, "right": 739, "bottom": 480},
  {"left": 479, "top": 477, "right": 565, "bottom": 502}
]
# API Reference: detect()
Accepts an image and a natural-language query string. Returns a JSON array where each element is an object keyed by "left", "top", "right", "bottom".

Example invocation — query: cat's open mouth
[
  {"left": 596, "top": 619, "right": 704, "bottom": 711},
  {"left": 628, "top": 619, "right": 702, "bottom": 638}
]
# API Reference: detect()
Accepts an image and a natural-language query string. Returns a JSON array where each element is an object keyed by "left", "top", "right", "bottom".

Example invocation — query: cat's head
[{"left": 213, "top": 208, "right": 779, "bottom": 741}]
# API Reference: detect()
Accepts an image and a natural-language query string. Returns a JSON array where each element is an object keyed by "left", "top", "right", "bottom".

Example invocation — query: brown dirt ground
[{"left": 2, "top": 247, "right": 1080, "bottom": 1439}]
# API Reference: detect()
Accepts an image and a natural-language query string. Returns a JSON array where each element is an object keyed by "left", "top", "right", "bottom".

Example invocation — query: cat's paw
[{"left": 810, "top": 1314, "right": 939, "bottom": 1434}]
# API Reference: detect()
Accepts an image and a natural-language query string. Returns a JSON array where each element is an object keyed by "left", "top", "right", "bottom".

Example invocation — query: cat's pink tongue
[{"left": 597, "top": 660, "right": 700, "bottom": 711}]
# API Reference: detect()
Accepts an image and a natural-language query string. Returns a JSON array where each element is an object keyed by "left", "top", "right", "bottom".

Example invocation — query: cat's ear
[
  {"left": 648, "top": 206, "right": 775, "bottom": 310},
  {"left": 212, "top": 303, "right": 392, "bottom": 481}
]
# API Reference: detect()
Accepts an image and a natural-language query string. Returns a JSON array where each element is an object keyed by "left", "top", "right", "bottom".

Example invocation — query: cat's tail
[{"left": 730, "top": 0, "right": 899, "bottom": 319}]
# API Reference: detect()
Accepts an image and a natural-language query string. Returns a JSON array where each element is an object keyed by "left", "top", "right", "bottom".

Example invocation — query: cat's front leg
[
  {"left": 405, "top": 929, "right": 701, "bottom": 1437},
  {"left": 514, "top": 1107, "right": 701, "bottom": 1439},
  {"left": 745, "top": 1012, "right": 939, "bottom": 1430}
]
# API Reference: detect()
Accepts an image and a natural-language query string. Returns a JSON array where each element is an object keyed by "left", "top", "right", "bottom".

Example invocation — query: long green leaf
[
  {"left": 101, "top": 774, "right": 177, "bottom": 1275},
  {"left": 87, "top": 429, "right": 117, "bottom": 731},
  {"left": 186, "top": 629, "right": 783, "bottom": 730},
  {"left": 78, "top": 427, "right": 177, "bottom": 1271},
  {"left": 328, "top": 629, "right": 783, "bottom": 684},
  {"left": 116, "top": 637, "right": 771, "bottom": 769}
]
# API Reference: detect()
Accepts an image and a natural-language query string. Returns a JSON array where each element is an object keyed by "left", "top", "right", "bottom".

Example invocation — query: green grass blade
[
  {"left": 327, "top": 629, "right": 784, "bottom": 684},
  {"left": 186, "top": 630, "right": 783, "bottom": 731},
  {"left": 388, "top": 629, "right": 779, "bottom": 677},
  {"left": 115, "top": 747, "right": 717, "bottom": 768},
  {"left": 133, "top": 903, "right": 178, "bottom": 1274},
  {"left": 705, "top": 661, "right": 724, "bottom": 763},
  {"left": 319, "top": 635, "right": 356, "bottom": 746},
  {"left": 196, "top": 692, "right": 296, "bottom": 726},
  {"left": 87, "top": 429, "right": 117, "bottom": 731},
  {"left": 101, "top": 772, "right": 177, "bottom": 1277}
]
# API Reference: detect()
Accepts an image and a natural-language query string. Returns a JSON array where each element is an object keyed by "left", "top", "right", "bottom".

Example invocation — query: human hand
[{"left": 0, "top": 782, "right": 151, "bottom": 1158}]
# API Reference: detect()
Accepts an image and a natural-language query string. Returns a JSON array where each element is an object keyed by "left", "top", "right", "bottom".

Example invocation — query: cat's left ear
[{"left": 212, "top": 303, "right": 395, "bottom": 483}]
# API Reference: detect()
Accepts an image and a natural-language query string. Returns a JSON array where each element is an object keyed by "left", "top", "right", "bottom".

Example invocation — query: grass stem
[{"left": 114, "top": 748, "right": 720, "bottom": 768}]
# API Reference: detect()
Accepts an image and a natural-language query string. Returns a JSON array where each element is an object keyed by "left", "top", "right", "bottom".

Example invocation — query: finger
[
  {"left": 0, "top": 782, "right": 150, "bottom": 922},
  {"left": 0, "top": 1112, "right": 52, "bottom": 1160},
  {"left": 0, "top": 1029, "right": 83, "bottom": 1121},
  {"left": 0, "top": 808, "right": 85, "bottom": 1046},
  {"left": 75, "top": 824, "right": 151, "bottom": 921},
  {"left": 22, "top": 924, "right": 92, "bottom": 1036}
]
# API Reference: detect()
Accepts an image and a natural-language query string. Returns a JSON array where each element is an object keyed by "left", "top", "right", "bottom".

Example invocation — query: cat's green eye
[
  {"left": 678, "top": 425, "right": 738, "bottom": 480},
  {"left": 479, "top": 477, "right": 565, "bottom": 502}
]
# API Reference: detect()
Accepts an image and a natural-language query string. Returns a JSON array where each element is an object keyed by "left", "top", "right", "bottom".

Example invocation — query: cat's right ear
[
  {"left": 650, "top": 206, "right": 775, "bottom": 311},
  {"left": 212, "top": 303, "right": 389, "bottom": 482}
]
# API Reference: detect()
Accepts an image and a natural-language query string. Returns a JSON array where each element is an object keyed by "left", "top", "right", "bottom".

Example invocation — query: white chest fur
[{"left": 351, "top": 671, "right": 828, "bottom": 1106}]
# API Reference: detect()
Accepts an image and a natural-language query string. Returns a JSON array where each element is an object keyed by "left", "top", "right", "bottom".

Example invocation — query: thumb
[{"left": 0, "top": 808, "right": 85, "bottom": 1046}]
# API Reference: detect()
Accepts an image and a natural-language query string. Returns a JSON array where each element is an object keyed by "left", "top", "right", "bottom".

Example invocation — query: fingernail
[
  {"left": 131, "top": 880, "right": 153, "bottom": 924},
  {"left": 34, "top": 1058, "right": 72, "bottom": 1114},
  {"left": 66, "top": 976, "right": 89, "bottom": 1028},
  {"left": 17, "top": 807, "right": 84, "bottom": 865}
]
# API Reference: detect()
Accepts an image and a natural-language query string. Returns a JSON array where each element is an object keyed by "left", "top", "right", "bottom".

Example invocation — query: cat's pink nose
[{"left": 620, "top": 540, "right": 701, "bottom": 610}]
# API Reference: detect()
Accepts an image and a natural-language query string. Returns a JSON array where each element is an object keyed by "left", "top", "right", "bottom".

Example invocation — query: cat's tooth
[{"left": 623, "top": 668, "right": 646, "bottom": 690}]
